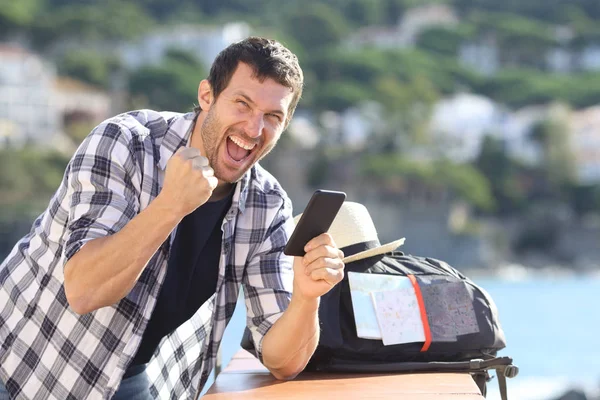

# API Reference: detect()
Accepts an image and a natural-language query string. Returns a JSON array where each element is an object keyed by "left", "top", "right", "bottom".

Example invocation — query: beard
[
  {"left": 199, "top": 108, "right": 220, "bottom": 174},
  {"left": 200, "top": 108, "right": 278, "bottom": 184}
]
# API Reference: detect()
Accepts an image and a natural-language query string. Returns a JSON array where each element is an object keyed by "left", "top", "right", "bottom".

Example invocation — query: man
[{"left": 0, "top": 37, "right": 345, "bottom": 399}]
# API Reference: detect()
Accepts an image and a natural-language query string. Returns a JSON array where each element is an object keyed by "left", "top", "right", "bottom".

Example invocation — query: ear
[{"left": 197, "top": 79, "right": 213, "bottom": 112}]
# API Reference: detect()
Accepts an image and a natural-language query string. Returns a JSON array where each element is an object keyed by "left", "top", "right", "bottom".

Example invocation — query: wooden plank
[
  {"left": 219, "top": 355, "right": 269, "bottom": 374},
  {"left": 204, "top": 350, "right": 484, "bottom": 399}
]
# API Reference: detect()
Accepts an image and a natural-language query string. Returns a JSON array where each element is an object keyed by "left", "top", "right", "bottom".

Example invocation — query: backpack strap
[
  {"left": 491, "top": 362, "right": 519, "bottom": 400},
  {"left": 318, "top": 356, "right": 519, "bottom": 399},
  {"left": 470, "top": 358, "right": 519, "bottom": 400},
  {"left": 321, "top": 356, "right": 516, "bottom": 373},
  {"left": 498, "top": 369, "right": 508, "bottom": 400}
]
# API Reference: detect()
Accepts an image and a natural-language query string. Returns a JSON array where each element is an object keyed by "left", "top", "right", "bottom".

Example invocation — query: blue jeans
[
  {"left": 0, "top": 370, "right": 152, "bottom": 400},
  {"left": 113, "top": 367, "right": 152, "bottom": 400},
  {"left": 0, "top": 379, "right": 8, "bottom": 400}
]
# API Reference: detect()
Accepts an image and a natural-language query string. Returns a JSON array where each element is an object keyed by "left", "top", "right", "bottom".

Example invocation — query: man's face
[{"left": 199, "top": 63, "right": 294, "bottom": 184}]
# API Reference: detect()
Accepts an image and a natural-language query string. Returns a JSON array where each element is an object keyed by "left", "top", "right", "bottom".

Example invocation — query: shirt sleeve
[
  {"left": 63, "top": 121, "right": 142, "bottom": 263},
  {"left": 242, "top": 195, "right": 295, "bottom": 362}
]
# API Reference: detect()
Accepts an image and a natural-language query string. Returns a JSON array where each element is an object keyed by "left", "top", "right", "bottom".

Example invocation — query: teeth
[{"left": 230, "top": 136, "right": 255, "bottom": 150}]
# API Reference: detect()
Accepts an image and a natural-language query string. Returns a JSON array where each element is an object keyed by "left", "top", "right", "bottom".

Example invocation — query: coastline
[{"left": 462, "top": 262, "right": 600, "bottom": 282}]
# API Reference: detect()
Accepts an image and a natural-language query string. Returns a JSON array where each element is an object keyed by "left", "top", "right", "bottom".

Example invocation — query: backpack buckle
[
  {"left": 469, "top": 359, "right": 484, "bottom": 369},
  {"left": 503, "top": 365, "right": 519, "bottom": 378}
]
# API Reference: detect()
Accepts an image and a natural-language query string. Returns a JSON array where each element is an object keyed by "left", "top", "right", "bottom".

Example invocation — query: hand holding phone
[{"left": 284, "top": 190, "right": 346, "bottom": 257}]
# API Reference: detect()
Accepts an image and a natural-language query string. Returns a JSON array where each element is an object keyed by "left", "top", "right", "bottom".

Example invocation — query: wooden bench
[{"left": 204, "top": 350, "right": 485, "bottom": 399}]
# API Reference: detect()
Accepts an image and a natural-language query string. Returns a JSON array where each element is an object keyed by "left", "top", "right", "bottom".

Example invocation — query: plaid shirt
[{"left": 0, "top": 110, "right": 295, "bottom": 399}]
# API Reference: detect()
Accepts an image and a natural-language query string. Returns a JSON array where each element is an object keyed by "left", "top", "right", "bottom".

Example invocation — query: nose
[{"left": 245, "top": 112, "right": 264, "bottom": 139}]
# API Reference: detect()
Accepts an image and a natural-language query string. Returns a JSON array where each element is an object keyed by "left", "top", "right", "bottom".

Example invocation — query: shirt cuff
[{"left": 251, "top": 311, "right": 286, "bottom": 363}]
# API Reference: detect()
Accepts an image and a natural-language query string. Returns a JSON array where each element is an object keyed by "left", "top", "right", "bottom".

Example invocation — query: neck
[
  {"left": 190, "top": 111, "right": 206, "bottom": 156},
  {"left": 209, "top": 182, "right": 234, "bottom": 202}
]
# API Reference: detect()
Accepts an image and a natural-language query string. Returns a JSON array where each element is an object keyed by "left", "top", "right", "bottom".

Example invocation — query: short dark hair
[{"left": 195, "top": 36, "right": 304, "bottom": 125}]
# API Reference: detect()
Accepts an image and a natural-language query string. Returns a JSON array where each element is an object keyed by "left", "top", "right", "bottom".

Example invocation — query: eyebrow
[{"left": 235, "top": 92, "right": 285, "bottom": 118}]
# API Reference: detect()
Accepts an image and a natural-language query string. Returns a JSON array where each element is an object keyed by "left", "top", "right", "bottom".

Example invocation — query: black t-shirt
[{"left": 129, "top": 191, "right": 233, "bottom": 367}]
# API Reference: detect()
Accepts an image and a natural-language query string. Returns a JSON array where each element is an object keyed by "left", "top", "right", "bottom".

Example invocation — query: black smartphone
[{"left": 284, "top": 190, "right": 346, "bottom": 257}]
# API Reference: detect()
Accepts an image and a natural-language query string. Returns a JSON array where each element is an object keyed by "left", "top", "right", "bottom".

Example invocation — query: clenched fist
[{"left": 160, "top": 147, "right": 218, "bottom": 217}]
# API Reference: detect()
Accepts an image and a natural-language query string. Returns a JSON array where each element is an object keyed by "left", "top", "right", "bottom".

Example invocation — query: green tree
[
  {"left": 308, "top": 49, "right": 385, "bottom": 85},
  {"left": 437, "top": 160, "right": 495, "bottom": 211},
  {"left": 529, "top": 104, "right": 577, "bottom": 188},
  {"left": 313, "top": 81, "right": 371, "bottom": 112},
  {"left": 361, "top": 155, "right": 493, "bottom": 211},
  {"left": 568, "top": 184, "right": 600, "bottom": 216},
  {"left": 0, "top": 147, "right": 69, "bottom": 258},
  {"left": 343, "top": 0, "right": 384, "bottom": 26},
  {"left": 31, "top": 1, "right": 153, "bottom": 48},
  {"left": 58, "top": 51, "right": 121, "bottom": 88},
  {"left": 129, "top": 49, "right": 207, "bottom": 111},
  {"left": 0, "top": 0, "right": 42, "bottom": 35},
  {"left": 372, "top": 74, "right": 439, "bottom": 152},
  {"left": 474, "top": 135, "right": 527, "bottom": 214},
  {"left": 381, "top": 0, "right": 406, "bottom": 26},
  {"left": 468, "top": 12, "right": 556, "bottom": 70},
  {"left": 283, "top": 3, "right": 349, "bottom": 51},
  {"left": 416, "top": 26, "right": 466, "bottom": 56}
]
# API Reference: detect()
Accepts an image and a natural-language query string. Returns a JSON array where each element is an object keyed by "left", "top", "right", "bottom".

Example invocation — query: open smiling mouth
[{"left": 226, "top": 135, "right": 256, "bottom": 163}]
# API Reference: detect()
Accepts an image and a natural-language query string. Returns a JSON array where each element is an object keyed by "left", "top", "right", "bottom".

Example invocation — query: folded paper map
[
  {"left": 348, "top": 272, "right": 480, "bottom": 345},
  {"left": 419, "top": 280, "right": 480, "bottom": 341},
  {"left": 371, "top": 289, "right": 426, "bottom": 346},
  {"left": 347, "top": 272, "right": 414, "bottom": 340}
]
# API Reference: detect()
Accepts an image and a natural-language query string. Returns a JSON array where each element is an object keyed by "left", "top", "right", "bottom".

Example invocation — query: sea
[{"left": 202, "top": 272, "right": 600, "bottom": 400}]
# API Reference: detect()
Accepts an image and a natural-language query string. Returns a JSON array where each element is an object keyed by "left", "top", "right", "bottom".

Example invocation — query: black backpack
[{"left": 242, "top": 252, "right": 518, "bottom": 399}]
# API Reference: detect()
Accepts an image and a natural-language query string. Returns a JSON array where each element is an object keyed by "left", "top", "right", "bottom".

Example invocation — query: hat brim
[{"left": 342, "top": 238, "right": 405, "bottom": 264}]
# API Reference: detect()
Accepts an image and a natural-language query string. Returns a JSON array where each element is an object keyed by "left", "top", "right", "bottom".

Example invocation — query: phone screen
[{"left": 284, "top": 190, "right": 346, "bottom": 257}]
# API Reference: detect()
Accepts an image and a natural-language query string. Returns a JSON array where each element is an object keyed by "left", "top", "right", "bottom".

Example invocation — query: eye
[
  {"left": 267, "top": 113, "right": 282, "bottom": 123},
  {"left": 236, "top": 100, "right": 250, "bottom": 109}
]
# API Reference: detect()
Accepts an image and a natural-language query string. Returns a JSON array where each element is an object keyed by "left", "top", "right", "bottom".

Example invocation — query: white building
[
  {"left": 502, "top": 105, "right": 546, "bottom": 164},
  {"left": 545, "top": 47, "right": 573, "bottom": 74},
  {"left": 461, "top": 37, "right": 600, "bottom": 75},
  {"left": 578, "top": 45, "right": 600, "bottom": 71},
  {"left": 119, "top": 22, "right": 251, "bottom": 70},
  {"left": 429, "top": 93, "right": 506, "bottom": 162},
  {"left": 458, "top": 37, "right": 500, "bottom": 76},
  {"left": 53, "top": 77, "right": 111, "bottom": 124},
  {"left": 429, "top": 93, "right": 544, "bottom": 164},
  {"left": 569, "top": 106, "right": 600, "bottom": 183},
  {"left": 396, "top": 4, "right": 459, "bottom": 47},
  {"left": 347, "top": 4, "right": 458, "bottom": 50},
  {"left": 346, "top": 26, "right": 401, "bottom": 50},
  {"left": 287, "top": 111, "right": 320, "bottom": 149},
  {"left": 0, "top": 45, "right": 61, "bottom": 147}
]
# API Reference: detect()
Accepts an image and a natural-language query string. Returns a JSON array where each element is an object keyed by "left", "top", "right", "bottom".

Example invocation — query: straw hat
[{"left": 294, "top": 201, "right": 405, "bottom": 264}]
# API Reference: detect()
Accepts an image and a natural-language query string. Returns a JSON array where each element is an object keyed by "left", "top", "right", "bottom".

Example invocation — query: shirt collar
[
  {"left": 230, "top": 168, "right": 250, "bottom": 215},
  {"left": 157, "top": 111, "right": 197, "bottom": 171}
]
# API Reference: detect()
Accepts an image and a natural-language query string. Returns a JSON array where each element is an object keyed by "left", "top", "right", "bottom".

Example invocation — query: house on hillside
[
  {"left": 460, "top": 26, "right": 600, "bottom": 75},
  {"left": 119, "top": 22, "right": 250, "bottom": 70},
  {"left": 51, "top": 77, "right": 113, "bottom": 150},
  {"left": 569, "top": 106, "right": 600, "bottom": 184},
  {"left": 429, "top": 93, "right": 506, "bottom": 162},
  {"left": 0, "top": 45, "right": 61, "bottom": 147},
  {"left": 429, "top": 93, "right": 545, "bottom": 164},
  {"left": 502, "top": 105, "right": 546, "bottom": 165},
  {"left": 579, "top": 45, "right": 600, "bottom": 71},
  {"left": 53, "top": 77, "right": 111, "bottom": 126},
  {"left": 397, "top": 4, "right": 459, "bottom": 47},
  {"left": 458, "top": 37, "right": 500, "bottom": 76},
  {"left": 347, "top": 4, "right": 458, "bottom": 49}
]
